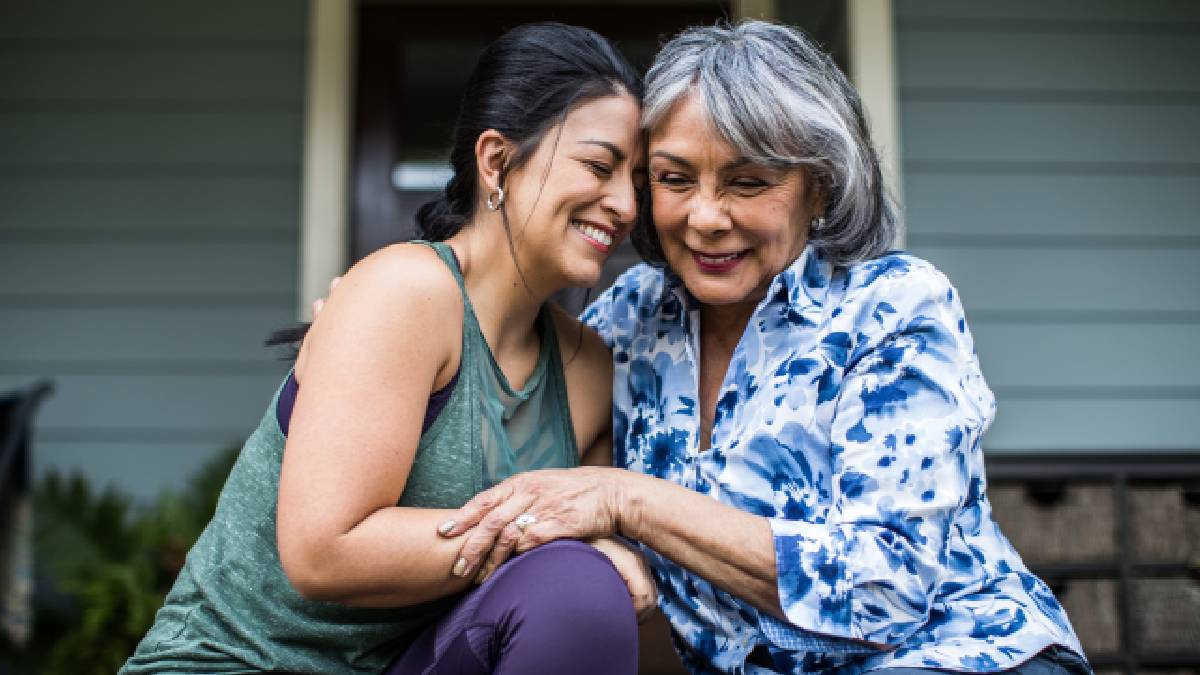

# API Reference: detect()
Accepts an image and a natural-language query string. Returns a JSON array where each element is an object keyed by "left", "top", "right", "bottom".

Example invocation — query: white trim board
[
  {"left": 848, "top": 0, "right": 904, "bottom": 245},
  {"left": 299, "top": 0, "right": 352, "bottom": 320}
]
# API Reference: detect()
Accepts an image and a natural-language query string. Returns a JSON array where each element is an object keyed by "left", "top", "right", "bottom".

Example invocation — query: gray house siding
[
  {"left": 896, "top": 0, "right": 1200, "bottom": 452},
  {"left": 0, "top": 1, "right": 308, "bottom": 500}
]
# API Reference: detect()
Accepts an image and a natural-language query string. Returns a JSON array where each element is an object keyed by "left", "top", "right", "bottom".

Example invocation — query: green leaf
[{"left": 30, "top": 445, "right": 241, "bottom": 672}]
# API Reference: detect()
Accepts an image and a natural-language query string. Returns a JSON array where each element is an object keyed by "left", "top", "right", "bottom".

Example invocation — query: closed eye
[
  {"left": 653, "top": 172, "right": 693, "bottom": 190},
  {"left": 731, "top": 177, "right": 770, "bottom": 190},
  {"left": 583, "top": 160, "right": 613, "bottom": 177}
]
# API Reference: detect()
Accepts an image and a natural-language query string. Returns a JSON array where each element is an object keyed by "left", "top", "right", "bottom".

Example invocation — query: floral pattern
[{"left": 581, "top": 246, "right": 1086, "bottom": 674}]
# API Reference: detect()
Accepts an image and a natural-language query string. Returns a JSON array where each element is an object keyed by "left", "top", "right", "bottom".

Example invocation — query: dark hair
[
  {"left": 416, "top": 22, "right": 642, "bottom": 241},
  {"left": 268, "top": 22, "right": 642, "bottom": 353}
]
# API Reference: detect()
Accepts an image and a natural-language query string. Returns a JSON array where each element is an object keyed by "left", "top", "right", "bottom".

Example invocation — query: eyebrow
[
  {"left": 580, "top": 139, "right": 626, "bottom": 163},
  {"left": 649, "top": 150, "right": 692, "bottom": 169},
  {"left": 721, "top": 157, "right": 753, "bottom": 171},
  {"left": 650, "top": 150, "right": 753, "bottom": 173}
]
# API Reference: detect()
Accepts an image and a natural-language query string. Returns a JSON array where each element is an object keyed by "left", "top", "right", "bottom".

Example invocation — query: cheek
[
  {"left": 738, "top": 198, "right": 805, "bottom": 244},
  {"left": 650, "top": 193, "right": 687, "bottom": 235},
  {"left": 532, "top": 180, "right": 586, "bottom": 220}
]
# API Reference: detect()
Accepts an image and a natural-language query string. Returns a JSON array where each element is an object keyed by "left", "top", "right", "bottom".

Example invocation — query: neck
[
  {"left": 699, "top": 298, "right": 758, "bottom": 350},
  {"left": 448, "top": 217, "right": 553, "bottom": 354}
]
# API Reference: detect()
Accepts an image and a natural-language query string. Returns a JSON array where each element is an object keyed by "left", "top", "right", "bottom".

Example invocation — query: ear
[
  {"left": 802, "top": 168, "right": 827, "bottom": 218},
  {"left": 474, "top": 129, "right": 511, "bottom": 198}
]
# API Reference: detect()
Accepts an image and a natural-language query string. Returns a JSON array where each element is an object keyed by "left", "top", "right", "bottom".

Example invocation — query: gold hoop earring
[{"left": 486, "top": 186, "right": 505, "bottom": 211}]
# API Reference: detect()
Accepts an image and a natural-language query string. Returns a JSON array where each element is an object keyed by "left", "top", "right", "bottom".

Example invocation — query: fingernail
[
  {"left": 474, "top": 566, "right": 490, "bottom": 585},
  {"left": 452, "top": 557, "right": 468, "bottom": 577},
  {"left": 437, "top": 519, "right": 456, "bottom": 536}
]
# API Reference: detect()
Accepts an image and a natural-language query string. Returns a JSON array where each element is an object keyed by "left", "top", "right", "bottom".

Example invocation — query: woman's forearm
[
  {"left": 284, "top": 506, "right": 473, "bottom": 608},
  {"left": 614, "top": 471, "right": 786, "bottom": 619}
]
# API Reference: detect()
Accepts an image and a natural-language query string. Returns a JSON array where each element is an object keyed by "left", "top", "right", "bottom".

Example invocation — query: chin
[
  {"left": 679, "top": 271, "right": 765, "bottom": 309},
  {"left": 693, "top": 290, "right": 751, "bottom": 308},
  {"left": 558, "top": 256, "right": 606, "bottom": 289},
  {"left": 681, "top": 279, "right": 746, "bottom": 306}
]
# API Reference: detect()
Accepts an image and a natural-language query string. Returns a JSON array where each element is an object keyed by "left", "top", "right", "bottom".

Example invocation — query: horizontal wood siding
[
  {"left": 0, "top": 375, "right": 287, "bottom": 438},
  {"left": 917, "top": 248, "right": 1199, "bottom": 312},
  {"left": 0, "top": 0, "right": 307, "bottom": 499},
  {"left": 0, "top": 176, "right": 298, "bottom": 234},
  {"left": 2, "top": 243, "right": 297, "bottom": 295},
  {"left": 0, "top": 308, "right": 296, "bottom": 364},
  {"left": 896, "top": 0, "right": 1200, "bottom": 452}
]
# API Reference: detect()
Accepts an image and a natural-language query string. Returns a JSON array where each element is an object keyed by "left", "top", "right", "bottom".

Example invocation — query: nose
[
  {"left": 687, "top": 190, "right": 731, "bottom": 237},
  {"left": 603, "top": 174, "right": 639, "bottom": 228}
]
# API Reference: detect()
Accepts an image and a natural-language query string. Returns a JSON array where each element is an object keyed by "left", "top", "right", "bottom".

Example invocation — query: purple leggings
[{"left": 384, "top": 540, "right": 638, "bottom": 675}]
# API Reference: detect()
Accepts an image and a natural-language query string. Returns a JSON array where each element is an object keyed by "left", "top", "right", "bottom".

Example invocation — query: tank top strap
[
  {"left": 415, "top": 240, "right": 467, "bottom": 291},
  {"left": 413, "top": 238, "right": 483, "bottom": 331},
  {"left": 538, "top": 306, "right": 579, "bottom": 461}
]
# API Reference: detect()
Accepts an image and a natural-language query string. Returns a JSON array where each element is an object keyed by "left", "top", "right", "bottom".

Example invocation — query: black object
[
  {"left": 0, "top": 380, "right": 53, "bottom": 500},
  {"left": 0, "top": 380, "right": 52, "bottom": 666}
]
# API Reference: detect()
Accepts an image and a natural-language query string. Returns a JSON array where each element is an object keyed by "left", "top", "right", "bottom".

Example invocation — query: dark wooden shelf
[{"left": 984, "top": 452, "right": 1200, "bottom": 674}]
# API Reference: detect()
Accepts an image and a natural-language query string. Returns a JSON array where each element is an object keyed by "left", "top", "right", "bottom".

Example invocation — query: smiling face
[
  {"left": 648, "top": 91, "right": 819, "bottom": 311},
  {"left": 501, "top": 92, "right": 645, "bottom": 290}
]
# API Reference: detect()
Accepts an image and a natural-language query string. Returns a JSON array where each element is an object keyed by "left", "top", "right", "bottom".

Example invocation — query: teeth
[
  {"left": 572, "top": 221, "right": 613, "bottom": 247},
  {"left": 698, "top": 252, "right": 739, "bottom": 264}
]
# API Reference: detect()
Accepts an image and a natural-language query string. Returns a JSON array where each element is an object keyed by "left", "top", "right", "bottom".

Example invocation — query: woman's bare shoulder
[
  {"left": 349, "top": 242, "right": 462, "bottom": 303},
  {"left": 297, "top": 242, "right": 464, "bottom": 376}
]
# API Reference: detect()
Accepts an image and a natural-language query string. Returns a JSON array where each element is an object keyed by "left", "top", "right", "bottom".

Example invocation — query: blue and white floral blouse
[{"left": 581, "top": 246, "right": 1087, "bottom": 675}]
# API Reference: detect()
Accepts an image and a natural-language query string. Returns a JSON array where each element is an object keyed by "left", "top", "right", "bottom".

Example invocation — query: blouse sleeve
[{"left": 761, "top": 264, "right": 995, "bottom": 652}]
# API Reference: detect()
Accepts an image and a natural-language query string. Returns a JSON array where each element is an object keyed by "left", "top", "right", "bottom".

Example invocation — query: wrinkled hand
[
  {"left": 590, "top": 537, "right": 658, "bottom": 623},
  {"left": 438, "top": 467, "right": 624, "bottom": 581}
]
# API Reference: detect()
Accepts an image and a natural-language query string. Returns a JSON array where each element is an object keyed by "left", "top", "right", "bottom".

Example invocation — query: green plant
[{"left": 27, "top": 447, "right": 239, "bottom": 675}]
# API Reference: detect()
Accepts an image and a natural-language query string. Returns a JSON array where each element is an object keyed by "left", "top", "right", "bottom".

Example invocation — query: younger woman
[{"left": 120, "top": 23, "right": 650, "bottom": 675}]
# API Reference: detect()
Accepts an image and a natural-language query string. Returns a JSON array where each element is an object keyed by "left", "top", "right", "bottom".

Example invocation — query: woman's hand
[
  {"left": 589, "top": 537, "right": 658, "bottom": 623},
  {"left": 310, "top": 276, "right": 342, "bottom": 318},
  {"left": 438, "top": 467, "right": 626, "bottom": 581}
]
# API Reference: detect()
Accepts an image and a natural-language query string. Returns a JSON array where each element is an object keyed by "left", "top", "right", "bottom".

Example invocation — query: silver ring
[{"left": 513, "top": 513, "right": 538, "bottom": 532}]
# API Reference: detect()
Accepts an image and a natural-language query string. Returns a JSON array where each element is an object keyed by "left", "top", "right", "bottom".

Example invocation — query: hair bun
[{"left": 415, "top": 196, "right": 465, "bottom": 241}]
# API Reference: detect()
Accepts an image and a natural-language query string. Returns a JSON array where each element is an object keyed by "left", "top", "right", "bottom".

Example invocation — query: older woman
[{"left": 439, "top": 21, "right": 1091, "bottom": 675}]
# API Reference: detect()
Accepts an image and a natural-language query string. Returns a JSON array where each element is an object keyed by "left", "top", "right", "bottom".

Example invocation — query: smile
[
  {"left": 572, "top": 220, "right": 615, "bottom": 250},
  {"left": 697, "top": 252, "right": 740, "bottom": 264},
  {"left": 692, "top": 249, "right": 747, "bottom": 272}
]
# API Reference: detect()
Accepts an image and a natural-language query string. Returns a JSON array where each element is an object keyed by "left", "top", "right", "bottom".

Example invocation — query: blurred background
[{"left": 1, "top": 1, "right": 1198, "bottom": 673}]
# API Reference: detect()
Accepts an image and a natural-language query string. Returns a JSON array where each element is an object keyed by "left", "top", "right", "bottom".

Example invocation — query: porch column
[{"left": 299, "top": 0, "right": 353, "bottom": 319}]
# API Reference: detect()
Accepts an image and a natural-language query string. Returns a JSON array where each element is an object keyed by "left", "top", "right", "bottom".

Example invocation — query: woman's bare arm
[
  {"left": 616, "top": 471, "right": 781, "bottom": 616},
  {"left": 277, "top": 244, "right": 478, "bottom": 607}
]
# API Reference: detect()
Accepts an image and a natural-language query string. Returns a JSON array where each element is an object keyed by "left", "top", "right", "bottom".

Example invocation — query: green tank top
[{"left": 120, "top": 241, "right": 579, "bottom": 674}]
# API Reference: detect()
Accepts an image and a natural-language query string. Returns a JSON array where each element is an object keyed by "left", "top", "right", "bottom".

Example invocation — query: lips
[
  {"left": 692, "top": 249, "right": 746, "bottom": 273},
  {"left": 571, "top": 219, "right": 617, "bottom": 252}
]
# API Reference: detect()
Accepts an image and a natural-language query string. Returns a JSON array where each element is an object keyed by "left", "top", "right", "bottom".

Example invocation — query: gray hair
[{"left": 637, "top": 20, "right": 898, "bottom": 266}]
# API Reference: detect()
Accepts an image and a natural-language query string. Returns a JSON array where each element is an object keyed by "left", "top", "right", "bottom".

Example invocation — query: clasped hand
[{"left": 438, "top": 467, "right": 657, "bottom": 620}]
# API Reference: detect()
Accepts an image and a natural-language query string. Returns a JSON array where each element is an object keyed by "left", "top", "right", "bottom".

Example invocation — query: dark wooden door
[{"left": 351, "top": 3, "right": 732, "bottom": 294}]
